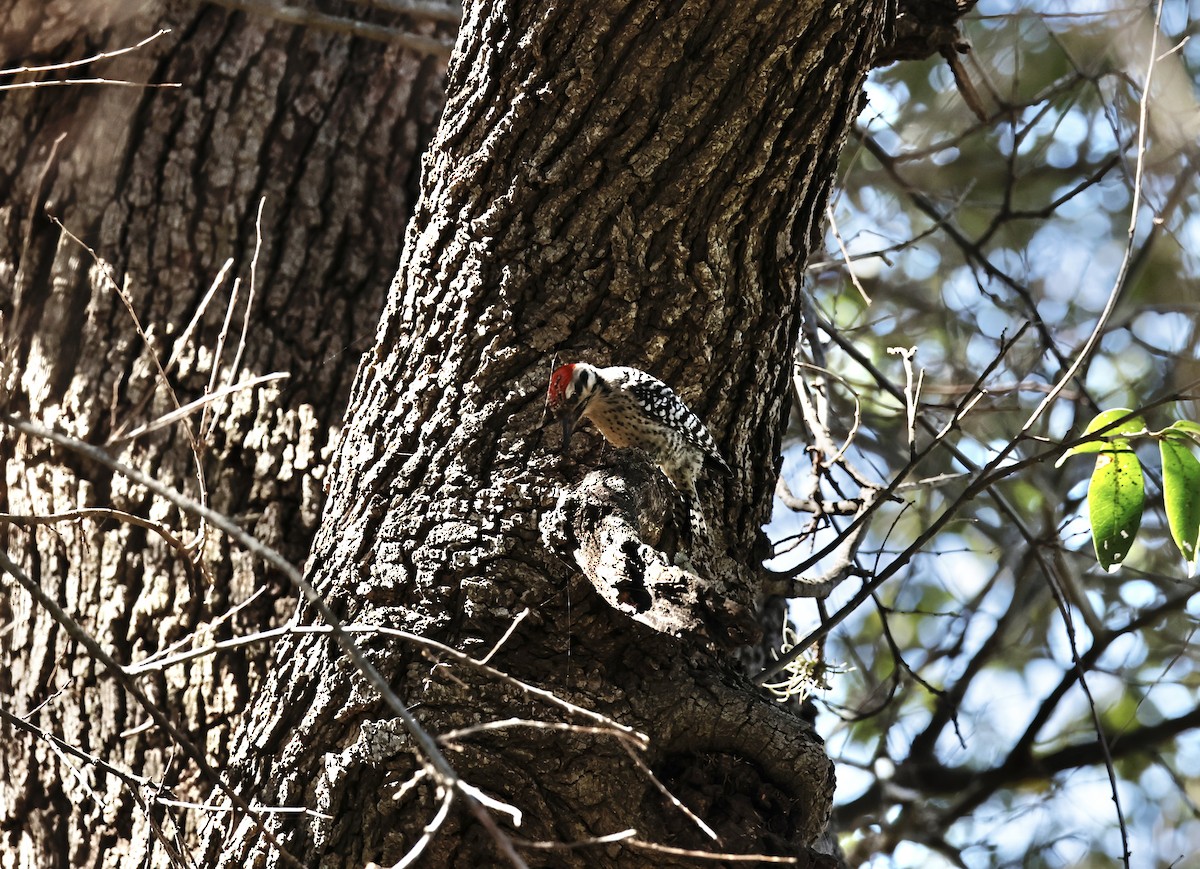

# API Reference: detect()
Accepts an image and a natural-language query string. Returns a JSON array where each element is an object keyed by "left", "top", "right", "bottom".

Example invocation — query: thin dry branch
[
  {"left": 351, "top": 0, "right": 463, "bottom": 24},
  {"left": 0, "top": 78, "right": 180, "bottom": 91},
  {"left": 0, "top": 549, "right": 306, "bottom": 869},
  {"left": 620, "top": 742, "right": 720, "bottom": 842},
  {"left": 479, "top": 606, "right": 528, "bottom": 665},
  {"left": 385, "top": 788, "right": 454, "bottom": 869},
  {"left": 0, "top": 507, "right": 193, "bottom": 566},
  {"left": 49, "top": 217, "right": 214, "bottom": 549},
  {"left": 0, "top": 29, "right": 180, "bottom": 91},
  {"left": 0, "top": 703, "right": 199, "bottom": 868},
  {"left": 510, "top": 829, "right": 636, "bottom": 850},
  {"left": 134, "top": 587, "right": 269, "bottom": 675},
  {"left": 0, "top": 413, "right": 532, "bottom": 868},
  {"left": 112, "top": 371, "right": 289, "bottom": 445},
  {"left": 153, "top": 797, "right": 330, "bottom": 819},
  {"left": 0, "top": 704, "right": 149, "bottom": 791},
  {"left": 1, "top": 29, "right": 171, "bottom": 76},
  {"left": 224, "top": 197, "right": 267, "bottom": 413},
  {"left": 440, "top": 718, "right": 645, "bottom": 751},
  {"left": 199, "top": 276, "right": 241, "bottom": 441},
  {"left": 511, "top": 827, "right": 828, "bottom": 865},
  {"left": 163, "top": 258, "right": 235, "bottom": 377},
  {"left": 765, "top": 324, "right": 1028, "bottom": 591},
  {"left": 207, "top": 0, "right": 455, "bottom": 56},
  {"left": 825, "top": 204, "right": 872, "bottom": 305},
  {"left": 621, "top": 838, "right": 818, "bottom": 864},
  {"left": 125, "top": 621, "right": 648, "bottom": 746}
]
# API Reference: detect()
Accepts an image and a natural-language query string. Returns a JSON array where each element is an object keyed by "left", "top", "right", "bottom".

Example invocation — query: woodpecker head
[{"left": 547, "top": 362, "right": 600, "bottom": 454}]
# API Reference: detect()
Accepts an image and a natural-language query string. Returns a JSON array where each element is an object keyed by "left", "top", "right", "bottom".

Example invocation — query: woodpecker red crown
[{"left": 547, "top": 363, "right": 577, "bottom": 410}]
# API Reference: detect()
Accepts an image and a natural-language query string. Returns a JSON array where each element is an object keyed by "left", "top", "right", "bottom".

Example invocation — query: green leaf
[
  {"left": 1089, "top": 445, "right": 1144, "bottom": 572},
  {"left": 1163, "top": 419, "right": 1200, "bottom": 449},
  {"left": 1056, "top": 408, "right": 1147, "bottom": 466},
  {"left": 1161, "top": 423, "right": 1200, "bottom": 569}
]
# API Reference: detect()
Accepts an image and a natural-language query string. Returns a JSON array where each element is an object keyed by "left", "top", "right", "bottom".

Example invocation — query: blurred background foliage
[{"left": 773, "top": 0, "right": 1200, "bottom": 865}]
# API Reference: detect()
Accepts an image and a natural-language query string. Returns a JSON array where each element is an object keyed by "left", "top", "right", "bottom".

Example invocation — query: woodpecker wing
[{"left": 616, "top": 369, "right": 732, "bottom": 474}]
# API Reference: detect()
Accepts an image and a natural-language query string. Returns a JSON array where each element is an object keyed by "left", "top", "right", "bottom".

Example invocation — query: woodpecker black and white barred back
[{"left": 547, "top": 363, "right": 731, "bottom": 540}]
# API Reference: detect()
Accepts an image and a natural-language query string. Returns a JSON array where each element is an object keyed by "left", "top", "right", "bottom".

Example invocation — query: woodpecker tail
[{"left": 681, "top": 491, "right": 710, "bottom": 544}]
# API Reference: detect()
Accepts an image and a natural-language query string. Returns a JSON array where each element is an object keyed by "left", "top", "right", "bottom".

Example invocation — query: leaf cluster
[{"left": 1059, "top": 410, "right": 1200, "bottom": 572}]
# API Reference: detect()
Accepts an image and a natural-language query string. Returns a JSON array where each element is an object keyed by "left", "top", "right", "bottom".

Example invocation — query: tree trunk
[
  {"left": 0, "top": 2, "right": 448, "bottom": 865},
  {"left": 214, "top": 1, "right": 885, "bottom": 866}
]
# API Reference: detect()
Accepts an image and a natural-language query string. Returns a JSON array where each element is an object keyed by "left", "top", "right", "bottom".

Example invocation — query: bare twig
[
  {"left": 620, "top": 743, "right": 720, "bottom": 842},
  {"left": 0, "top": 508, "right": 193, "bottom": 567},
  {"left": 0, "top": 413, "right": 535, "bottom": 867},
  {"left": 0, "top": 78, "right": 180, "bottom": 91},
  {"left": 511, "top": 828, "right": 636, "bottom": 850},
  {"left": 225, "top": 197, "right": 267, "bottom": 405},
  {"left": 826, "top": 204, "right": 872, "bottom": 305},
  {"left": 622, "top": 838, "right": 810, "bottom": 864},
  {"left": 351, "top": 0, "right": 463, "bottom": 24},
  {"left": 199, "top": 275, "right": 241, "bottom": 441},
  {"left": 152, "top": 797, "right": 331, "bottom": 819},
  {"left": 0, "top": 703, "right": 148, "bottom": 790},
  {"left": 0, "top": 549, "right": 306, "bottom": 868},
  {"left": 134, "top": 587, "right": 269, "bottom": 673},
  {"left": 110, "top": 256, "right": 235, "bottom": 444},
  {"left": 0, "top": 30, "right": 172, "bottom": 76},
  {"left": 112, "top": 372, "right": 289, "bottom": 445},
  {"left": 125, "top": 621, "right": 647, "bottom": 746},
  {"left": 49, "top": 217, "right": 213, "bottom": 549},
  {"left": 387, "top": 788, "right": 455, "bottom": 869},
  {"left": 0, "top": 29, "right": 180, "bottom": 91},
  {"left": 439, "top": 717, "right": 644, "bottom": 751},
  {"left": 0, "top": 705, "right": 196, "bottom": 869},
  {"left": 886, "top": 346, "right": 921, "bottom": 455},
  {"left": 479, "top": 607, "right": 529, "bottom": 665},
  {"left": 793, "top": 360, "right": 863, "bottom": 467},
  {"left": 207, "top": 0, "right": 455, "bottom": 56},
  {"left": 163, "top": 258, "right": 235, "bottom": 377}
]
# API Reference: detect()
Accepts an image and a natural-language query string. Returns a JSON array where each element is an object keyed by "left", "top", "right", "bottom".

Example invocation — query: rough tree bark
[
  {"left": 211, "top": 1, "right": 887, "bottom": 867},
  {"left": 0, "top": 2, "right": 449, "bottom": 866}
]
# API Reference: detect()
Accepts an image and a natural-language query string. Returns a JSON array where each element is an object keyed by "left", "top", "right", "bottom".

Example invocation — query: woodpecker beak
[{"left": 558, "top": 410, "right": 576, "bottom": 456}]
